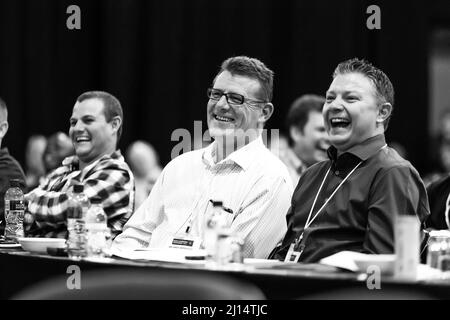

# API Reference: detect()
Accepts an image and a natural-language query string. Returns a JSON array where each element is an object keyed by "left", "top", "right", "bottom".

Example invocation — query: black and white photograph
[{"left": 0, "top": 0, "right": 450, "bottom": 306}]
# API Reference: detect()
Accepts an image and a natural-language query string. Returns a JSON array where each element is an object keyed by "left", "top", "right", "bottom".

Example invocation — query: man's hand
[{"left": 24, "top": 212, "right": 34, "bottom": 225}]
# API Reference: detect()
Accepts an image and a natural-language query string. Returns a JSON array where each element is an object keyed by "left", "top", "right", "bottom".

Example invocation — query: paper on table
[
  {"left": 320, "top": 251, "right": 447, "bottom": 280},
  {"left": 112, "top": 247, "right": 206, "bottom": 264},
  {"left": 243, "top": 258, "right": 285, "bottom": 268},
  {"left": 319, "top": 251, "right": 365, "bottom": 272}
]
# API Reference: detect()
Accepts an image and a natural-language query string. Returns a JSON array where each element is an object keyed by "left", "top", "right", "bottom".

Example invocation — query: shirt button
[{"left": 335, "top": 170, "right": 340, "bottom": 175}]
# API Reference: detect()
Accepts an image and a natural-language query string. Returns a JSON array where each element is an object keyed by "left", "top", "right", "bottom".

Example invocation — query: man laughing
[
  {"left": 271, "top": 58, "right": 429, "bottom": 263},
  {"left": 26, "top": 91, "right": 134, "bottom": 238}
]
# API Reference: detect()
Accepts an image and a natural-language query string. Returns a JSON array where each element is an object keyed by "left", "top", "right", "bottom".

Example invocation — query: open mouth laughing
[
  {"left": 329, "top": 117, "right": 351, "bottom": 129},
  {"left": 74, "top": 136, "right": 91, "bottom": 143}
]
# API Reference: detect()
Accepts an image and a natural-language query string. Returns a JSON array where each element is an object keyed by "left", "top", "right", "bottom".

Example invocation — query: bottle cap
[
  {"left": 73, "top": 184, "right": 84, "bottom": 193},
  {"left": 90, "top": 196, "right": 102, "bottom": 205},
  {"left": 210, "top": 200, "right": 223, "bottom": 207}
]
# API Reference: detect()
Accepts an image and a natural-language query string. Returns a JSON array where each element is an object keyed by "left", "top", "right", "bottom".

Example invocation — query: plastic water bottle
[
  {"left": 4, "top": 179, "right": 25, "bottom": 242},
  {"left": 203, "top": 201, "right": 228, "bottom": 263},
  {"left": 86, "top": 197, "right": 110, "bottom": 258},
  {"left": 66, "top": 184, "right": 90, "bottom": 259}
]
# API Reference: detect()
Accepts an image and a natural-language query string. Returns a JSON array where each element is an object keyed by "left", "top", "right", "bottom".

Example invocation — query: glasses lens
[
  {"left": 227, "top": 93, "right": 245, "bottom": 105},
  {"left": 207, "top": 88, "right": 223, "bottom": 100}
]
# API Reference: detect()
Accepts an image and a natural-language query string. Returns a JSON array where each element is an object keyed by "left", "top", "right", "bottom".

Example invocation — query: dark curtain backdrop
[{"left": 0, "top": 0, "right": 447, "bottom": 174}]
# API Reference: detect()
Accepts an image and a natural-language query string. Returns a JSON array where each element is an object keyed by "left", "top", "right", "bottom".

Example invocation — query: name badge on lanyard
[
  {"left": 283, "top": 156, "right": 368, "bottom": 264},
  {"left": 284, "top": 240, "right": 304, "bottom": 263},
  {"left": 285, "top": 244, "right": 300, "bottom": 262}
]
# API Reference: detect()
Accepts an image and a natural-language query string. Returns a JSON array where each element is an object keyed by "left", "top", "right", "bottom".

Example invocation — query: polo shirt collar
[
  {"left": 62, "top": 150, "right": 122, "bottom": 171},
  {"left": 327, "top": 134, "right": 387, "bottom": 162}
]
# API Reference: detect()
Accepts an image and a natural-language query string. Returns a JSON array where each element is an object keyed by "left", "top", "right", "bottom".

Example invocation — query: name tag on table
[{"left": 170, "top": 234, "right": 201, "bottom": 250}]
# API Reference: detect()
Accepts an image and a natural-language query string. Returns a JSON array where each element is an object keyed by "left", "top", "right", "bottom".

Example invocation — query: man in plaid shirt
[{"left": 26, "top": 91, "right": 135, "bottom": 238}]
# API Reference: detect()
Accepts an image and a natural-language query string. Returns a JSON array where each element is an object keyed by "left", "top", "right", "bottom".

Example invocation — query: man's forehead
[
  {"left": 72, "top": 98, "right": 105, "bottom": 117},
  {"left": 327, "top": 72, "right": 375, "bottom": 94},
  {"left": 214, "top": 71, "right": 261, "bottom": 94}
]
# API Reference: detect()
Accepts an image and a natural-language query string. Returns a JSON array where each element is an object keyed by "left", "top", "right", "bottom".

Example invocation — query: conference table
[{"left": 1, "top": 247, "right": 450, "bottom": 300}]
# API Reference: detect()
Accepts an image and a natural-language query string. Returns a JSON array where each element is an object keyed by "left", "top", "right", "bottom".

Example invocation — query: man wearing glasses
[{"left": 113, "top": 56, "right": 293, "bottom": 259}]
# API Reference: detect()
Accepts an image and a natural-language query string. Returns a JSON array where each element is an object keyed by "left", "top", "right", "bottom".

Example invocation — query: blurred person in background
[
  {"left": 268, "top": 132, "right": 289, "bottom": 156},
  {"left": 424, "top": 130, "right": 450, "bottom": 230},
  {"left": 0, "top": 97, "right": 26, "bottom": 235},
  {"left": 126, "top": 140, "right": 162, "bottom": 210},
  {"left": 25, "top": 91, "right": 134, "bottom": 238},
  {"left": 24, "top": 134, "right": 47, "bottom": 191},
  {"left": 42, "top": 132, "right": 74, "bottom": 174},
  {"left": 424, "top": 110, "right": 450, "bottom": 187},
  {"left": 280, "top": 94, "right": 329, "bottom": 185}
]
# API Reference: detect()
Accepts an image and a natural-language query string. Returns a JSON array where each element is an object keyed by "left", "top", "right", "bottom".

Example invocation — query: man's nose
[
  {"left": 327, "top": 100, "right": 345, "bottom": 111},
  {"left": 327, "top": 96, "right": 346, "bottom": 111},
  {"left": 215, "top": 95, "right": 231, "bottom": 110},
  {"left": 72, "top": 121, "right": 85, "bottom": 132}
]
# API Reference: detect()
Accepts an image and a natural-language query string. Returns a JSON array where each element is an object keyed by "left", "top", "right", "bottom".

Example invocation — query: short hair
[
  {"left": 76, "top": 91, "right": 123, "bottom": 143},
  {"left": 0, "top": 97, "right": 8, "bottom": 121},
  {"left": 286, "top": 94, "right": 325, "bottom": 133},
  {"left": 333, "top": 58, "right": 395, "bottom": 130},
  {"left": 216, "top": 56, "right": 274, "bottom": 102}
]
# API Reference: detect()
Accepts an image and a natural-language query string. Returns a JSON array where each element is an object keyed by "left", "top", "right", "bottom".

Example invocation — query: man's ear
[
  {"left": 377, "top": 103, "right": 392, "bottom": 124},
  {"left": 111, "top": 116, "right": 122, "bottom": 133},
  {"left": 0, "top": 121, "right": 9, "bottom": 139},
  {"left": 290, "top": 126, "right": 302, "bottom": 143},
  {"left": 259, "top": 103, "right": 274, "bottom": 123}
]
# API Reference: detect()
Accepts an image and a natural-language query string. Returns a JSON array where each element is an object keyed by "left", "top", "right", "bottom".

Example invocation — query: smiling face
[
  {"left": 69, "top": 98, "right": 118, "bottom": 167},
  {"left": 207, "top": 71, "right": 269, "bottom": 145},
  {"left": 323, "top": 72, "right": 384, "bottom": 152},
  {"left": 291, "top": 110, "right": 329, "bottom": 166}
]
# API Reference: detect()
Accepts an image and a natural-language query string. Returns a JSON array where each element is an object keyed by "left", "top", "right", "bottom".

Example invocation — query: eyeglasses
[{"left": 207, "top": 88, "right": 267, "bottom": 107}]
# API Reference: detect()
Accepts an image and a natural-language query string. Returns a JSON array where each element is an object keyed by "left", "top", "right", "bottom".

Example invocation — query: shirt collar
[
  {"left": 62, "top": 150, "right": 122, "bottom": 171},
  {"left": 202, "top": 136, "right": 264, "bottom": 171},
  {"left": 327, "top": 134, "right": 386, "bottom": 162}
]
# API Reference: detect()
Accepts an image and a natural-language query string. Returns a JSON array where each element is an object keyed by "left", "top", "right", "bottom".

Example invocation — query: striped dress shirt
[{"left": 113, "top": 137, "right": 293, "bottom": 258}]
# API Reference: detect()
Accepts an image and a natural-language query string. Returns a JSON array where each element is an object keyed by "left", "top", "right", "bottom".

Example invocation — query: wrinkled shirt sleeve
[{"left": 364, "top": 166, "right": 430, "bottom": 253}]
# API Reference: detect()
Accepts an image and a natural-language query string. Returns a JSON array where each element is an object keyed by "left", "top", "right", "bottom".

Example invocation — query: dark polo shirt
[{"left": 272, "top": 134, "right": 430, "bottom": 263}]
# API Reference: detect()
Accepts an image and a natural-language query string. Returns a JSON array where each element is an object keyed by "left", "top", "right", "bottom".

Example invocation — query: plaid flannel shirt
[{"left": 26, "top": 150, "right": 135, "bottom": 238}]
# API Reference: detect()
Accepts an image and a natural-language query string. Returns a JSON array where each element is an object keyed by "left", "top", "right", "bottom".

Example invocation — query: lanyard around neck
[
  {"left": 286, "top": 144, "right": 388, "bottom": 263},
  {"left": 302, "top": 144, "right": 388, "bottom": 238},
  {"left": 304, "top": 161, "right": 362, "bottom": 232}
]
